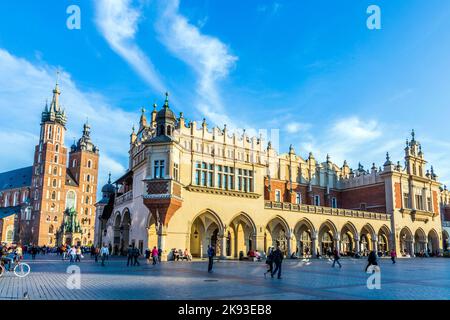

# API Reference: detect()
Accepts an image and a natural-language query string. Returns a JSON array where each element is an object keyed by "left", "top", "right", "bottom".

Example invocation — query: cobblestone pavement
[{"left": 1, "top": 255, "right": 449, "bottom": 300}]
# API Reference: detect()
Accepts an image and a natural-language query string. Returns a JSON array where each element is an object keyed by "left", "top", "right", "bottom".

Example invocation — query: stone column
[
  {"left": 355, "top": 236, "right": 360, "bottom": 254},
  {"left": 334, "top": 232, "right": 341, "bottom": 254},
  {"left": 372, "top": 235, "right": 378, "bottom": 254},
  {"left": 218, "top": 235, "right": 227, "bottom": 259},
  {"left": 311, "top": 231, "right": 318, "bottom": 258},
  {"left": 255, "top": 233, "right": 265, "bottom": 253},
  {"left": 158, "top": 225, "right": 167, "bottom": 261}
]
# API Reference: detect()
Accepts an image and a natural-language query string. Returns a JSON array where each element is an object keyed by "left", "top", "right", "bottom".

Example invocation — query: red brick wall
[
  {"left": 394, "top": 183, "right": 402, "bottom": 209},
  {"left": 340, "top": 183, "right": 386, "bottom": 213},
  {"left": 433, "top": 191, "right": 439, "bottom": 215}
]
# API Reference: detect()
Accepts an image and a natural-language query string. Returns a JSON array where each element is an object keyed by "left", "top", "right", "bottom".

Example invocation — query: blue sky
[{"left": 1, "top": 0, "right": 450, "bottom": 191}]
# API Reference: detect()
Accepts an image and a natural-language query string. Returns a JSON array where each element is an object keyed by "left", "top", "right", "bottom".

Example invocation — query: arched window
[
  {"left": 55, "top": 144, "right": 59, "bottom": 153},
  {"left": 52, "top": 179, "right": 57, "bottom": 187},
  {"left": 87, "top": 160, "right": 92, "bottom": 168},
  {"left": 53, "top": 167, "right": 57, "bottom": 175},
  {"left": 49, "top": 225, "right": 54, "bottom": 234},
  {"left": 51, "top": 191, "right": 56, "bottom": 200},
  {"left": 85, "top": 196, "right": 89, "bottom": 204},
  {"left": 65, "top": 190, "right": 76, "bottom": 210},
  {"left": 6, "top": 227, "right": 14, "bottom": 242},
  {"left": 54, "top": 155, "right": 58, "bottom": 163},
  {"left": 48, "top": 126, "right": 52, "bottom": 139},
  {"left": 86, "top": 185, "right": 90, "bottom": 193},
  {"left": 86, "top": 174, "right": 90, "bottom": 182},
  {"left": 85, "top": 208, "right": 89, "bottom": 215}
]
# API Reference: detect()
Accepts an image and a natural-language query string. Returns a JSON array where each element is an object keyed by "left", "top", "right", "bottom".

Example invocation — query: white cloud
[
  {"left": 95, "top": 0, "right": 165, "bottom": 93},
  {"left": 331, "top": 117, "right": 381, "bottom": 142},
  {"left": 286, "top": 122, "right": 310, "bottom": 134},
  {"left": 155, "top": 0, "right": 238, "bottom": 127},
  {"left": 0, "top": 48, "right": 132, "bottom": 194}
]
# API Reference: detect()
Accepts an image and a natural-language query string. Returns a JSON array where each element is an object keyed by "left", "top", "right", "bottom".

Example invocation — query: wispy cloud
[
  {"left": 0, "top": 48, "right": 131, "bottom": 191},
  {"left": 286, "top": 121, "right": 311, "bottom": 134},
  {"left": 95, "top": 0, "right": 165, "bottom": 93},
  {"left": 155, "top": 0, "right": 238, "bottom": 126}
]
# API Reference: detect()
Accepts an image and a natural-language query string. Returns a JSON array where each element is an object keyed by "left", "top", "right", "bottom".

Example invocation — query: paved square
[{"left": 1, "top": 255, "right": 450, "bottom": 300}]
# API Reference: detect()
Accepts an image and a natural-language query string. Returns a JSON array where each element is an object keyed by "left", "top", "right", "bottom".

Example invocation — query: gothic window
[
  {"left": 87, "top": 160, "right": 92, "bottom": 168},
  {"left": 54, "top": 155, "right": 58, "bottom": 163},
  {"left": 48, "top": 126, "right": 52, "bottom": 139},
  {"left": 86, "top": 185, "right": 90, "bottom": 193},
  {"left": 296, "top": 193, "right": 302, "bottom": 205},
  {"left": 403, "top": 193, "right": 410, "bottom": 208},
  {"left": 52, "top": 179, "right": 57, "bottom": 187},
  {"left": 314, "top": 195, "right": 321, "bottom": 206},
  {"left": 85, "top": 208, "right": 88, "bottom": 215},
  {"left": 55, "top": 144, "right": 59, "bottom": 153},
  {"left": 332, "top": 197, "right": 338, "bottom": 208},
  {"left": 51, "top": 191, "right": 56, "bottom": 200},
  {"left": 49, "top": 225, "right": 54, "bottom": 234},
  {"left": 65, "top": 190, "right": 76, "bottom": 210},
  {"left": 53, "top": 167, "right": 57, "bottom": 175},
  {"left": 85, "top": 196, "right": 90, "bottom": 204},
  {"left": 275, "top": 190, "right": 281, "bottom": 203},
  {"left": 86, "top": 174, "right": 91, "bottom": 182}
]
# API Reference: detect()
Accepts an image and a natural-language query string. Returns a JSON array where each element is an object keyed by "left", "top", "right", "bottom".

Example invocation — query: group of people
[{"left": 171, "top": 248, "right": 192, "bottom": 261}]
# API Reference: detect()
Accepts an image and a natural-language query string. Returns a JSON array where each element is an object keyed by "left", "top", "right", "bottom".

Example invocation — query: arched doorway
[
  {"left": 378, "top": 225, "right": 390, "bottom": 254},
  {"left": 190, "top": 210, "right": 224, "bottom": 258},
  {"left": 318, "top": 221, "right": 337, "bottom": 256},
  {"left": 341, "top": 223, "right": 357, "bottom": 256},
  {"left": 147, "top": 214, "right": 158, "bottom": 250},
  {"left": 414, "top": 228, "right": 426, "bottom": 255},
  {"left": 427, "top": 229, "right": 439, "bottom": 256},
  {"left": 293, "top": 219, "right": 314, "bottom": 257},
  {"left": 265, "top": 216, "right": 290, "bottom": 256},
  {"left": 360, "top": 224, "right": 375, "bottom": 254},
  {"left": 229, "top": 213, "right": 257, "bottom": 258},
  {"left": 121, "top": 210, "right": 131, "bottom": 255},
  {"left": 399, "top": 227, "right": 413, "bottom": 256},
  {"left": 113, "top": 213, "right": 121, "bottom": 255}
]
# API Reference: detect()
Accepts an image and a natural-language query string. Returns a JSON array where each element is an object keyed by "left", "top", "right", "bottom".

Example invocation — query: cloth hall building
[{"left": 95, "top": 93, "right": 449, "bottom": 259}]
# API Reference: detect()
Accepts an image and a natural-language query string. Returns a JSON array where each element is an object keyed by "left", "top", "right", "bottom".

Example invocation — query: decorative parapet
[
  {"left": 114, "top": 190, "right": 133, "bottom": 206},
  {"left": 264, "top": 200, "right": 390, "bottom": 221},
  {"left": 185, "top": 185, "right": 261, "bottom": 199},
  {"left": 143, "top": 179, "right": 183, "bottom": 201}
]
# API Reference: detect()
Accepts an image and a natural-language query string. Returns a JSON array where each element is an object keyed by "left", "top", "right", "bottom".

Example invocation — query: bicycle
[{"left": 0, "top": 256, "right": 31, "bottom": 278}]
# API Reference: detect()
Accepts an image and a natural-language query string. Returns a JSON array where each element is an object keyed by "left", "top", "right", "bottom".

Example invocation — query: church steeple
[{"left": 41, "top": 74, "right": 67, "bottom": 126}]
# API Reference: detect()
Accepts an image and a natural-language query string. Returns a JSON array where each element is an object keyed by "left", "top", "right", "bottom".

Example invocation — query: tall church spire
[{"left": 41, "top": 74, "right": 67, "bottom": 126}]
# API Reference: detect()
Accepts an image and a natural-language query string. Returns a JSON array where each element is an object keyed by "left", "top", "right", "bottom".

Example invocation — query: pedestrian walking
[
  {"left": 365, "top": 250, "right": 378, "bottom": 272},
  {"left": 75, "top": 246, "right": 82, "bottom": 263},
  {"left": 94, "top": 246, "right": 100, "bottom": 263},
  {"left": 264, "top": 247, "right": 274, "bottom": 278},
  {"left": 207, "top": 245, "right": 215, "bottom": 273},
  {"left": 151, "top": 246, "right": 159, "bottom": 265},
  {"left": 145, "top": 248, "right": 151, "bottom": 263},
  {"left": 126, "top": 245, "right": 133, "bottom": 266},
  {"left": 69, "top": 246, "right": 77, "bottom": 263},
  {"left": 332, "top": 249, "right": 342, "bottom": 268},
  {"left": 390, "top": 249, "right": 397, "bottom": 264},
  {"left": 100, "top": 244, "right": 109, "bottom": 266},
  {"left": 271, "top": 245, "right": 283, "bottom": 279},
  {"left": 158, "top": 248, "right": 162, "bottom": 263},
  {"left": 133, "top": 246, "right": 140, "bottom": 266}
]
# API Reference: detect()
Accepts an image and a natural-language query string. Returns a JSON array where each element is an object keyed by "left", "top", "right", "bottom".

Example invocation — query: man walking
[
  {"left": 133, "top": 246, "right": 140, "bottom": 266},
  {"left": 365, "top": 250, "right": 378, "bottom": 272},
  {"left": 100, "top": 244, "right": 109, "bottom": 266},
  {"left": 126, "top": 245, "right": 134, "bottom": 266},
  {"left": 271, "top": 245, "right": 283, "bottom": 279},
  {"left": 207, "top": 245, "right": 215, "bottom": 273},
  {"left": 332, "top": 248, "right": 342, "bottom": 268}
]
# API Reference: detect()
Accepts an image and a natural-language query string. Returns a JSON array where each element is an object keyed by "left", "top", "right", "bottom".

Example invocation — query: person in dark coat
[
  {"left": 271, "top": 246, "right": 283, "bottom": 279},
  {"left": 207, "top": 245, "right": 215, "bottom": 273},
  {"left": 126, "top": 245, "right": 133, "bottom": 266},
  {"left": 264, "top": 248, "right": 274, "bottom": 278},
  {"left": 332, "top": 249, "right": 342, "bottom": 268},
  {"left": 365, "top": 250, "right": 378, "bottom": 272}
]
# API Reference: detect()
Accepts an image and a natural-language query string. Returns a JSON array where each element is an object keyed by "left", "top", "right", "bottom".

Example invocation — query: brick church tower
[{"left": 28, "top": 80, "right": 99, "bottom": 246}]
